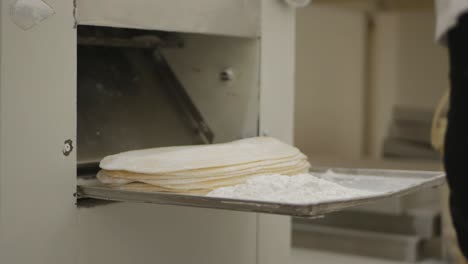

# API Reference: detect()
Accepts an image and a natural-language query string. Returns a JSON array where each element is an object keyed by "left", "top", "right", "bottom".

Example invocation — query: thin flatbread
[
  {"left": 98, "top": 160, "right": 310, "bottom": 184},
  {"left": 147, "top": 166, "right": 310, "bottom": 190},
  {"left": 109, "top": 183, "right": 210, "bottom": 195},
  {"left": 100, "top": 137, "right": 302, "bottom": 174},
  {"left": 98, "top": 164, "right": 310, "bottom": 190},
  {"left": 97, "top": 137, "right": 311, "bottom": 192},
  {"left": 99, "top": 155, "right": 308, "bottom": 180}
]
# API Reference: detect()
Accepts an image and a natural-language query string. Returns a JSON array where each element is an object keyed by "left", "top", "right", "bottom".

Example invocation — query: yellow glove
[{"left": 431, "top": 89, "right": 449, "bottom": 153}]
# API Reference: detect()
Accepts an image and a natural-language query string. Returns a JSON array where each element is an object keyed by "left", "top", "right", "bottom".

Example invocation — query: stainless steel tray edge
[{"left": 77, "top": 169, "right": 445, "bottom": 217}]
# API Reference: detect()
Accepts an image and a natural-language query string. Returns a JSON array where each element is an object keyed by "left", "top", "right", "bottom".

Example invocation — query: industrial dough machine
[{"left": 0, "top": 1, "right": 443, "bottom": 264}]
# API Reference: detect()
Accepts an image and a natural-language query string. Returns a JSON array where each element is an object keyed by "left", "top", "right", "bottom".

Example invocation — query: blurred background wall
[
  {"left": 292, "top": 1, "right": 460, "bottom": 263},
  {"left": 294, "top": 0, "right": 448, "bottom": 163}
]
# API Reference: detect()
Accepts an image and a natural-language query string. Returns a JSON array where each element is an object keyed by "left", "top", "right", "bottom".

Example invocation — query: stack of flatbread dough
[{"left": 97, "top": 137, "right": 310, "bottom": 195}]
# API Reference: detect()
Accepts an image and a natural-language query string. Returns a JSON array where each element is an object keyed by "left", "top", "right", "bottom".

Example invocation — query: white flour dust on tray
[{"left": 207, "top": 171, "right": 377, "bottom": 204}]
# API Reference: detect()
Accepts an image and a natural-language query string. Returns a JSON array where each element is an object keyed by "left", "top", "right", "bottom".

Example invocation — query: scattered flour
[{"left": 207, "top": 172, "right": 377, "bottom": 204}]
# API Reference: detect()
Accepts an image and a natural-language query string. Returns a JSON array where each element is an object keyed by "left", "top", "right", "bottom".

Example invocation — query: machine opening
[{"left": 77, "top": 25, "right": 260, "bottom": 176}]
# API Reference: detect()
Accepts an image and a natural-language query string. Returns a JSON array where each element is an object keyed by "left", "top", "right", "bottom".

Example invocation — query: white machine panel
[
  {"left": 0, "top": 1, "right": 297, "bottom": 263},
  {"left": 76, "top": 0, "right": 261, "bottom": 37},
  {"left": 78, "top": 204, "right": 257, "bottom": 264},
  {"left": 162, "top": 34, "right": 260, "bottom": 143}
]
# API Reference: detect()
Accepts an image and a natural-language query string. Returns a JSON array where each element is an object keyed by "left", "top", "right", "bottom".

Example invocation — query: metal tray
[{"left": 76, "top": 168, "right": 445, "bottom": 217}]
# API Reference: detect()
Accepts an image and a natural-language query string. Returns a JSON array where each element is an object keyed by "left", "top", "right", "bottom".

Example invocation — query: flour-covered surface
[
  {"left": 317, "top": 170, "right": 425, "bottom": 193},
  {"left": 78, "top": 169, "right": 444, "bottom": 217},
  {"left": 207, "top": 172, "right": 378, "bottom": 204}
]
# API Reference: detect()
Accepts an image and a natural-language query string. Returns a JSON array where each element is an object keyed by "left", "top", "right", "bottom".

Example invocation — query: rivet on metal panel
[
  {"left": 220, "top": 68, "right": 236, "bottom": 82},
  {"left": 10, "top": 0, "right": 55, "bottom": 30},
  {"left": 63, "top": 139, "right": 74, "bottom": 156}
]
